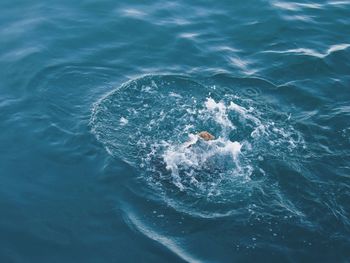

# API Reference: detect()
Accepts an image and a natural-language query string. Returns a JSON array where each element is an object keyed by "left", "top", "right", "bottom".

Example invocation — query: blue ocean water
[{"left": 1, "top": 0, "right": 350, "bottom": 262}]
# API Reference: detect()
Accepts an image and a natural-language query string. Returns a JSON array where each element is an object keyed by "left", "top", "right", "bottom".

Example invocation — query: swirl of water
[{"left": 91, "top": 75, "right": 305, "bottom": 218}]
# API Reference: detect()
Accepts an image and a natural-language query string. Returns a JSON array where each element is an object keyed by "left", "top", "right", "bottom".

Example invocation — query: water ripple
[{"left": 263, "top": 43, "right": 350, "bottom": 58}]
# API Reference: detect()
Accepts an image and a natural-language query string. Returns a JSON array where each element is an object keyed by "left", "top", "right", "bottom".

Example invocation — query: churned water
[{"left": 1, "top": 0, "right": 350, "bottom": 262}]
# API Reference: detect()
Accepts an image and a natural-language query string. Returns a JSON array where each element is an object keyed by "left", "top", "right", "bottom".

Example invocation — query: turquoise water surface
[{"left": 1, "top": 0, "right": 350, "bottom": 262}]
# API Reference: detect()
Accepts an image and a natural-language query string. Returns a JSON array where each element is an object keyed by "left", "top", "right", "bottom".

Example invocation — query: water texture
[{"left": 1, "top": 0, "right": 350, "bottom": 262}]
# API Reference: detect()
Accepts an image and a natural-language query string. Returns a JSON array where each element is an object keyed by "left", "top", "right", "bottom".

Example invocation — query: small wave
[
  {"left": 178, "top": 32, "right": 201, "bottom": 39},
  {"left": 327, "top": 1, "right": 350, "bottom": 7},
  {"left": 119, "top": 8, "right": 147, "bottom": 19},
  {"left": 228, "top": 56, "right": 257, "bottom": 75},
  {"left": 272, "top": 0, "right": 350, "bottom": 11},
  {"left": 272, "top": 1, "right": 323, "bottom": 11},
  {"left": 263, "top": 43, "right": 350, "bottom": 58},
  {"left": 123, "top": 208, "right": 201, "bottom": 263}
]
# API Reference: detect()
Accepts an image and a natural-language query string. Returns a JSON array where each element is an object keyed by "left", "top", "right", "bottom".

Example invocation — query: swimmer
[
  {"left": 185, "top": 131, "right": 215, "bottom": 148},
  {"left": 198, "top": 131, "right": 215, "bottom": 141}
]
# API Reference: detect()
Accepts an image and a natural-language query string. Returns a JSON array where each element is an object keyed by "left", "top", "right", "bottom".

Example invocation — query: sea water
[{"left": 1, "top": 0, "right": 350, "bottom": 262}]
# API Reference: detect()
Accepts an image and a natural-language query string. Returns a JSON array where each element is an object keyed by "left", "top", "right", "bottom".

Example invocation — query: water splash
[{"left": 91, "top": 75, "right": 305, "bottom": 218}]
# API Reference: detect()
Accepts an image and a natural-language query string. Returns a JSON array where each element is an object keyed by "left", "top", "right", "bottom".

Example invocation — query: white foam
[
  {"left": 162, "top": 133, "right": 242, "bottom": 191},
  {"left": 205, "top": 97, "right": 224, "bottom": 111},
  {"left": 169, "top": 92, "right": 182, "bottom": 98},
  {"left": 141, "top": 85, "right": 152, "bottom": 93},
  {"left": 229, "top": 101, "right": 248, "bottom": 115},
  {"left": 204, "top": 98, "right": 235, "bottom": 129},
  {"left": 119, "top": 117, "right": 128, "bottom": 125},
  {"left": 215, "top": 138, "right": 242, "bottom": 160}
]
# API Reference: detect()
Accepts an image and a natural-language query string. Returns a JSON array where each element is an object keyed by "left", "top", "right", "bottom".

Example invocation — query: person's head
[{"left": 198, "top": 131, "right": 215, "bottom": 141}]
